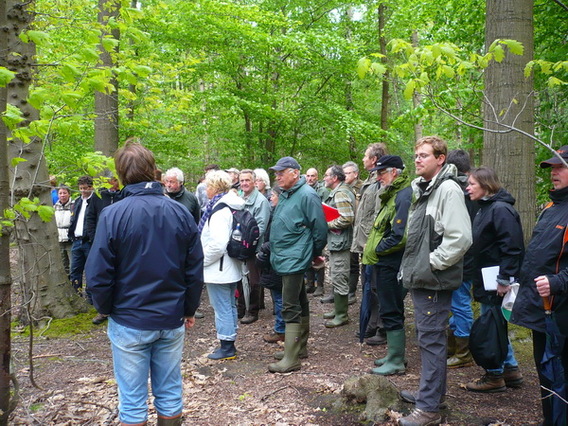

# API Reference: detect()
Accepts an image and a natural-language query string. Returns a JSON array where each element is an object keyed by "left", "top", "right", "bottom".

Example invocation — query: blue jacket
[{"left": 86, "top": 181, "right": 204, "bottom": 330}]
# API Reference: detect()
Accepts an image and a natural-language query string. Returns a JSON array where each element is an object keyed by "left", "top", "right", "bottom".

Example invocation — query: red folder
[{"left": 322, "top": 203, "right": 340, "bottom": 222}]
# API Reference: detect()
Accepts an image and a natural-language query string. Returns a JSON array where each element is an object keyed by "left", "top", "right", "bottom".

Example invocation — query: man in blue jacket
[
  {"left": 86, "top": 142, "right": 204, "bottom": 426},
  {"left": 268, "top": 157, "right": 327, "bottom": 373}
]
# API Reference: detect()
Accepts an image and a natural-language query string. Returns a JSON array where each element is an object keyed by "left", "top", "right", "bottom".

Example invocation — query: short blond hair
[{"left": 204, "top": 170, "right": 232, "bottom": 195}]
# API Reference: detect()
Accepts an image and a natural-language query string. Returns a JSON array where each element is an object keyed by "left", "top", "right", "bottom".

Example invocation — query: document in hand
[{"left": 322, "top": 203, "right": 340, "bottom": 222}]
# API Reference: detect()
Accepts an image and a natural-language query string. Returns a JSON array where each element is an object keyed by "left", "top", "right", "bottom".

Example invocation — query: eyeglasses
[
  {"left": 377, "top": 169, "right": 390, "bottom": 176},
  {"left": 275, "top": 169, "right": 293, "bottom": 176},
  {"left": 414, "top": 153, "right": 432, "bottom": 161}
]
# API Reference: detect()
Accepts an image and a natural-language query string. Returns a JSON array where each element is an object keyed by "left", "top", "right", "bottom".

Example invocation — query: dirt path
[{"left": 10, "top": 290, "right": 543, "bottom": 425}]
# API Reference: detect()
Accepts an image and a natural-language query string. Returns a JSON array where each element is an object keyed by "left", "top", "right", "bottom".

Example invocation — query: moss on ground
[{"left": 11, "top": 308, "right": 101, "bottom": 339}]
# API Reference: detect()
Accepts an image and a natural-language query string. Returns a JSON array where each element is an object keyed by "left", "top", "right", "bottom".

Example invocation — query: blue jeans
[
  {"left": 480, "top": 303, "right": 518, "bottom": 374},
  {"left": 271, "top": 289, "right": 285, "bottom": 334},
  {"left": 107, "top": 319, "right": 185, "bottom": 424},
  {"left": 206, "top": 282, "right": 238, "bottom": 341},
  {"left": 449, "top": 280, "right": 473, "bottom": 338}
]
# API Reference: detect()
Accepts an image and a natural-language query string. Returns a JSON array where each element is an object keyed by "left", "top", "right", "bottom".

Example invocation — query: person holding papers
[{"left": 465, "top": 166, "right": 525, "bottom": 393}]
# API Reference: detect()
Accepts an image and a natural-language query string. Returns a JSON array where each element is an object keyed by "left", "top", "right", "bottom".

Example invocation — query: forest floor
[{"left": 9, "top": 286, "right": 544, "bottom": 425}]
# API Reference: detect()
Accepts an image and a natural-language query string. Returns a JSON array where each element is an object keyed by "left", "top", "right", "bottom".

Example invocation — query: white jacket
[{"left": 200, "top": 191, "right": 245, "bottom": 284}]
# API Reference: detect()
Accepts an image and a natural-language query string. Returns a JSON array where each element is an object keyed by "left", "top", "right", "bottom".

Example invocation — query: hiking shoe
[
  {"left": 263, "top": 332, "right": 285, "bottom": 343},
  {"left": 503, "top": 366, "right": 524, "bottom": 388},
  {"left": 312, "top": 286, "right": 324, "bottom": 297},
  {"left": 399, "top": 390, "right": 447, "bottom": 410},
  {"left": 348, "top": 293, "right": 357, "bottom": 305},
  {"left": 319, "top": 294, "right": 334, "bottom": 304},
  {"left": 194, "top": 310, "right": 204, "bottom": 319},
  {"left": 92, "top": 314, "right": 108, "bottom": 325},
  {"left": 240, "top": 314, "right": 258, "bottom": 324},
  {"left": 466, "top": 372, "right": 506, "bottom": 393},
  {"left": 366, "top": 329, "right": 387, "bottom": 346},
  {"left": 398, "top": 408, "right": 441, "bottom": 426}
]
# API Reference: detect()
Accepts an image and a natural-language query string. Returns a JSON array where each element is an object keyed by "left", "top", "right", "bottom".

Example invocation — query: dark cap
[
  {"left": 541, "top": 146, "right": 568, "bottom": 168},
  {"left": 371, "top": 155, "right": 404, "bottom": 172},
  {"left": 269, "top": 156, "right": 301, "bottom": 171}
]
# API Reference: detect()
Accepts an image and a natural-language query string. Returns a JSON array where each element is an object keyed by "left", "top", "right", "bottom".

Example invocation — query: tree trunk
[
  {"left": 378, "top": 3, "right": 389, "bottom": 135},
  {"left": 411, "top": 31, "right": 423, "bottom": 140},
  {"left": 0, "top": 0, "right": 13, "bottom": 420},
  {"left": 94, "top": 0, "right": 120, "bottom": 156},
  {"left": 6, "top": 0, "right": 85, "bottom": 324},
  {"left": 484, "top": 0, "right": 535, "bottom": 242}
]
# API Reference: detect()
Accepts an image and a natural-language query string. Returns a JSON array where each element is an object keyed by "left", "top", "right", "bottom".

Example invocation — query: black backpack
[{"left": 210, "top": 202, "right": 260, "bottom": 261}]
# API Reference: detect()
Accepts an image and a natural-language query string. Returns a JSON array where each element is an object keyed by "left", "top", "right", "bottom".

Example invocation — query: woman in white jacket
[{"left": 199, "top": 170, "right": 245, "bottom": 360}]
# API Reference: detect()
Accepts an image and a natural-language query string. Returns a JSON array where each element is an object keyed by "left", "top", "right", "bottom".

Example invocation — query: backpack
[{"left": 209, "top": 202, "right": 260, "bottom": 261}]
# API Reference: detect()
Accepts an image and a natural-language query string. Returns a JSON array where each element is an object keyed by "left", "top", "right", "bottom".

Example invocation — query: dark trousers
[
  {"left": 412, "top": 288, "right": 452, "bottom": 413},
  {"left": 373, "top": 263, "right": 405, "bottom": 331},
  {"left": 70, "top": 239, "right": 91, "bottom": 294},
  {"left": 281, "top": 273, "right": 309, "bottom": 323},
  {"left": 533, "top": 329, "right": 568, "bottom": 426},
  {"left": 238, "top": 259, "right": 261, "bottom": 317}
]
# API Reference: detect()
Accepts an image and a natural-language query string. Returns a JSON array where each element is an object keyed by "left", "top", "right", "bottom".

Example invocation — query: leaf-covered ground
[{"left": 10, "top": 289, "right": 544, "bottom": 425}]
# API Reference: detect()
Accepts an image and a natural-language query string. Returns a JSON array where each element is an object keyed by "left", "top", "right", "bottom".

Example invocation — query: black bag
[
  {"left": 469, "top": 305, "right": 508, "bottom": 370},
  {"left": 210, "top": 203, "right": 260, "bottom": 261}
]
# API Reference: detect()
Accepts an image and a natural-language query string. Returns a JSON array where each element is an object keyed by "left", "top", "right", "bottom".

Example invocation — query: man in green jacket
[{"left": 268, "top": 157, "right": 327, "bottom": 374}]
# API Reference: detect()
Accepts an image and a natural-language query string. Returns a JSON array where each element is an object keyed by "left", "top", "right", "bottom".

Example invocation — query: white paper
[{"left": 481, "top": 265, "right": 500, "bottom": 291}]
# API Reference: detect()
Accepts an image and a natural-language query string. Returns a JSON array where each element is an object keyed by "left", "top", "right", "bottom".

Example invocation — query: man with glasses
[
  {"left": 343, "top": 161, "right": 363, "bottom": 305},
  {"left": 267, "top": 157, "right": 327, "bottom": 373},
  {"left": 398, "top": 136, "right": 472, "bottom": 426}
]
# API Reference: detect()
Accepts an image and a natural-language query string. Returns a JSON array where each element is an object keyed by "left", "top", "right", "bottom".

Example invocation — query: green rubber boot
[
  {"left": 274, "top": 316, "right": 309, "bottom": 360},
  {"left": 324, "top": 294, "right": 349, "bottom": 328},
  {"left": 323, "top": 309, "right": 335, "bottom": 319},
  {"left": 371, "top": 329, "right": 406, "bottom": 375},
  {"left": 268, "top": 323, "right": 302, "bottom": 373}
]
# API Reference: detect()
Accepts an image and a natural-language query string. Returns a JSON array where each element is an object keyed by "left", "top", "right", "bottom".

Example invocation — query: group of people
[{"left": 49, "top": 137, "right": 568, "bottom": 426}]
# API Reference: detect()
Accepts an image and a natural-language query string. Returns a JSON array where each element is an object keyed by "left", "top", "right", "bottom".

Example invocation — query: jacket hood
[
  {"left": 216, "top": 190, "right": 245, "bottom": 210},
  {"left": 122, "top": 181, "right": 164, "bottom": 197},
  {"left": 480, "top": 187, "right": 516, "bottom": 206}
]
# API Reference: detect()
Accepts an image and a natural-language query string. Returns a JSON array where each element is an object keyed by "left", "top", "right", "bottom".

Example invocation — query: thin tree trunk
[
  {"left": 484, "top": 0, "right": 535, "bottom": 242},
  {"left": 0, "top": 0, "right": 13, "bottom": 420},
  {"left": 411, "top": 31, "right": 423, "bottom": 140},
  {"left": 94, "top": 0, "right": 120, "bottom": 156},
  {"left": 378, "top": 3, "right": 390, "bottom": 135}
]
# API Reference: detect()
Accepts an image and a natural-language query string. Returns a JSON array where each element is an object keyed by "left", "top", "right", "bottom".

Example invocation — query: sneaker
[
  {"left": 92, "top": 313, "right": 108, "bottom": 325},
  {"left": 263, "top": 332, "right": 285, "bottom": 343},
  {"left": 503, "top": 366, "right": 524, "bottom": 388},
  {"left": 398, "top": 408, "right": 441, "bottom": 426},
  {"left": 466, "top": 372, "right": 506, "bottom": 393},
  {"left": 399, "top": 390, "right": 447, "bottom": 409}
]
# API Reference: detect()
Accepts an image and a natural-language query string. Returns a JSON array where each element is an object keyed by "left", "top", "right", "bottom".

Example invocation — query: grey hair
[
  {"left": 254, "top": 168, "right": 271, "bottom": 188},
  {"left": 164, "top": 167, "right": 184, "bottom": 183},
  {"left": 342, "top": 161, "right": 359, "bottom": 173}
]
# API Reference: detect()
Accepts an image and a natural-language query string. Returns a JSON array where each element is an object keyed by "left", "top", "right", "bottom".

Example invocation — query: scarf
[{"left": 198, "top": 192, "right": 225, "bottom": 234}]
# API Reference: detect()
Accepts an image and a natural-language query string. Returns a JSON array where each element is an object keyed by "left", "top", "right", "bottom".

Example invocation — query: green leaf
[
  {"left": 24, "top": 30, "right": 51, "bottom": 47},
  {"left": 0, "top": 67, "right": 16, "bottom": 87},
  {"left": 357, "top": 57, "right": 371, "bottom": 79},
  {"left": 502, "top": 39, "right": 524, "bottom": 55},
  {"left": 493, "top": 45, "right": 505, "bottom": 63},
  {"left": 102, "top": 37, "right": 119, "bottom": 52},
  {"left": 403, "top": 80, "right": 416, "bottom": 100},
  {"left": 133, "top": 65, "right": 152, "bottom": 78},
  {"left": 38, "top": 205, "right": 55, "bottom": 222},
  {"left": 548, "top": 76, "right": 566, "bottom": 88},
  {"left": 59, "top": 64, "right": 82, "bottom": 82},
  {"left": 11, "top": 157, "right": 27, "bottom": 167},
  {"left": 28, "top": 89, "right": 48, "bottom": 109},
  {"left": 369, "top": 62, "right": 387, "bottom": 76}
]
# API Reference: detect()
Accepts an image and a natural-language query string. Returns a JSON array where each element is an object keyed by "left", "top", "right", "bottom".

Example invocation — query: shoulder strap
[{"left": 208, "top": 202, "right": 231, "bottom": 224}]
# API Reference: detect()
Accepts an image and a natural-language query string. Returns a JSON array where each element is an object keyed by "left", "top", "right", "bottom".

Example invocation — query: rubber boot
[
  {"left": 268, "top": 323, "right": 302, "bottom": 373},
  {"left": 447, "top": 328, "right": 457, "bottom": 358},
  {"left": 157, "top": 413, "right": 182, "bottom": 426},
  {"left": 207, "top": 340, "right": 236, "bottom": 360},
  {"left": 323, "top": 307, "right": 335, "bottom": 319},
  {"left": 371, "top": 329, "right": 406, "bottom": 375},
  {"left": 447, "top": 336, "right": 473, "bottom": 368},
  {"left": 324, "top": 294, "right": 349, "bottom": 328},
  {"left": 274, "top": 316, "right": 309, "bottom": 360}
]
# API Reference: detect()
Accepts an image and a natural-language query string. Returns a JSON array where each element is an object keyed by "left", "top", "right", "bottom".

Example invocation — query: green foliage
[
  {"left": 12, "top": 309, "right": 101, "bottom": 338},
  {"left": 0, "top": 67, "right": 16, "bottom": 87}
]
